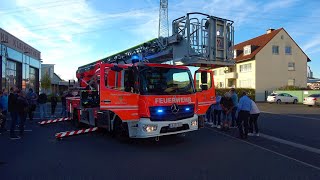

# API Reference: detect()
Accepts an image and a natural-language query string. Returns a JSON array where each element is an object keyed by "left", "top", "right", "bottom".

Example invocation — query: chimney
[{"left": 267, "top": 28, "right": 275, "bottom": 34}]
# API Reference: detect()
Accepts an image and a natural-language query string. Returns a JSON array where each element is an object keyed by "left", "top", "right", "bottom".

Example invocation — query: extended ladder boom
[{"left": 78, "top": 12, "right": 234, "bottom": 73}]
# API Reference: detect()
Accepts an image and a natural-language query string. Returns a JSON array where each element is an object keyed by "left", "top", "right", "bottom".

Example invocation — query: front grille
[
  {"left": 149, "top": 104, "right": 194, "bottom": 121},
  {"left": 160, "top": 124, "right": 189, "bottom": 133}
]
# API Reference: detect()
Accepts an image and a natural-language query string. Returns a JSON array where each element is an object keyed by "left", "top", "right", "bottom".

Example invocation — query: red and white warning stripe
[
  {"left": 38, "top": 117, "right": 71, "bottom": 125},
  {"left": 55, "top": 127, "right": 99, "bottom": 139}
]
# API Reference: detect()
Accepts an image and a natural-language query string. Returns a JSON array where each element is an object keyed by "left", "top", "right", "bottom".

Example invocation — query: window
[
  {"left": 285, "top": 46, "right": 292, "bottom": 55},
  {"left": 288, "top": 62, "right": 295, "bottom": 71},
  {"left": 272, "top": 45, "right": 279, "bottom": 54},
  {"left": 140, "top": 67, "right": 194, "bottom": 95},
  {"left": 288, "top": 79, "right": 295, "bottom": 86},
  {"left": 219, "top": 82, "right": 224, "bottom": 88},
  {"left": 239, "top": 79, "right": 252, "bottom": 88},
  {"left": 29, "top": 67, "right": 37, "bottom": 91},
  {"left": 239, "top": 63, "right": 252, "bottom": 73},
  {"left": 243, "top": 45, "right": 251, "bottom": 55}
]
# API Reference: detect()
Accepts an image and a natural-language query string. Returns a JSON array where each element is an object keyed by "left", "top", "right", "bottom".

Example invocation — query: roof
[
  {"left": 234, "top": 28, "right": 282, "bottom": 62},
  {"left": 234, "top": 28, "right": 311, "bottom": 62},
  {"left": 308, "top": 78, "right": 320, "bottom": 83},
  {"left": 51, "top": 73, "right": 64, "bottom": 84}
]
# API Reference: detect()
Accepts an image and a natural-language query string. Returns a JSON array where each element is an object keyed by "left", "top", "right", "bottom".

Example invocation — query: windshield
[
  {"left": 308, "top": 94, "right": 320, "bottom": 97},
  {"left": 139, "top": 67, "right": 195, "bottom": 95}
]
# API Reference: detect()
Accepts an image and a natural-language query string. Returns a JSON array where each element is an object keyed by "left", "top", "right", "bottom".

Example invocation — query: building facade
[
  {"left": 41, "top": 64, "right": 74, "bottom": 94},
  {"left": 0, "top": 28, "right": 41, "bottom": 93},
  {"left": 213, "top": 28, "right": 310, "bottom": 101}
]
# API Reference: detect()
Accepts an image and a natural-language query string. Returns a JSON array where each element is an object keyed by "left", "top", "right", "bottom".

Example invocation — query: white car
[
  {"left": 267, "top": 93, "right": 298, "bottom": 104},
  {"left": 303, "top": 94, "right": 320, "bottom": 106}
]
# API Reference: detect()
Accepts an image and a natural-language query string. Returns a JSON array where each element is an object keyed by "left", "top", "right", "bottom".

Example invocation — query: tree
[{"left": 41, "top": 72, "right": 51, "bottom": 93}]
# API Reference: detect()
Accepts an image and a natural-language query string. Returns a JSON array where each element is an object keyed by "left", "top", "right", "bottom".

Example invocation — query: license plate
[{"left": 169, "top": 122, "right": 183, "bottom": 128}]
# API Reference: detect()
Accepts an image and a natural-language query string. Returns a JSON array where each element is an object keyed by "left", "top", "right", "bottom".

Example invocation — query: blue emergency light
[
  {"left": 131, "top": 55, "right": 140, "bottom": 63},
  {"left": 157, "top": 109, "right": 164, "bottom": 113}
]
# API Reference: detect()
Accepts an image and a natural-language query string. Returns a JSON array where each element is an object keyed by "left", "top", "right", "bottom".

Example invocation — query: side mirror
[
  {"left": 201, "top": 84, "right": 208, "bottom": 90},
  {"left": 201, "top": 71, "right": 208, "bottom": 84},
  {"left": 111, "top": 65, "right": 123, "bottom": 72}
]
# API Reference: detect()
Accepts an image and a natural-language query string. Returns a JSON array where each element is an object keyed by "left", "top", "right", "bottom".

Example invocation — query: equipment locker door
[
  {"left": 99, "top": 64, "right": 139, "bottom": 121},
  {"left": 194, "top": 69, "right": 216, "bottom": 115}
]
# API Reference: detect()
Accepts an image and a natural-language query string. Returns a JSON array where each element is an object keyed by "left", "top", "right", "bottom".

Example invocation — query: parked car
[
  {"left": 267, "top": 93, "right": 298, "bottom": 104},
  {"left": 303, "top": 94, "right": 320, "bottom": 106},
  {"left": 316, "top": 97, "right": 320, "bottom": 106}
]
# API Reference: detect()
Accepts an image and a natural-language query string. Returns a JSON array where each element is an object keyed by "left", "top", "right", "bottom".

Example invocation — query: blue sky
[{"left": 0, "top": 0, "right": 319, "bottom": 80}]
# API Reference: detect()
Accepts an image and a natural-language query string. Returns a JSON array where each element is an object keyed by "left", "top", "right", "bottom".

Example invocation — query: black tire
[
  {"left": 276, "top": 99, "right": 281, "bottom": 104},
  {"left": 113, "top": 118, "right": 129, "bottom": 141},
  {"left": 293, "top": 99, "right": 298, "bottom": 104}
]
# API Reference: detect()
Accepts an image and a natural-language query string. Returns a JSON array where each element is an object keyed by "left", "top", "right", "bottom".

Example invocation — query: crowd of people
[
  {"left": 0, "top": 87, "right": 72, "bottom": 140},
  {"left": 207, "top": 88, "right": 260, "bottom": 139}
]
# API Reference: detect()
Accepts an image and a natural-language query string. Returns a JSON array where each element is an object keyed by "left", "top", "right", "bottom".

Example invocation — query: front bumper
[{"left": 127, "top": 115, "right": 199, "bottom": 138}]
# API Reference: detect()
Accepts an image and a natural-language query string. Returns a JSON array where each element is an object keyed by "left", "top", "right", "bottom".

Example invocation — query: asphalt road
[{"left": 0, "top": 103, "right": 320, "bottom": 180}]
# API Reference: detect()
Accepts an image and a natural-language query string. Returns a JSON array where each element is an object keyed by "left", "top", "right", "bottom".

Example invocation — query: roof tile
[{"left": 234, "top": 28, "right": 282, "bottom": 62}]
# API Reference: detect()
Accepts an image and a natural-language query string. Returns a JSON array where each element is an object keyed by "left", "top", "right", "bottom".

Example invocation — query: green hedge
[
  {"left": 215, "top": 88, "right": 255, "bottom": 100},
  {"left": 277, "top": 86, "right": 311, "bottom": 90}
]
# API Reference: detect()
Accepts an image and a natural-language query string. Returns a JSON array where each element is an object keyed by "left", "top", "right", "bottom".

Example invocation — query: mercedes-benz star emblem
[{"left": 171, "top": 103, "right": 179, "bottom": 114}]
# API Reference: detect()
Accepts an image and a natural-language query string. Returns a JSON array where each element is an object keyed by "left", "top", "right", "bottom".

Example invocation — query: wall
[
  {"left": 256, "top": 29, "right": 308, "bottom": 101},
  {"left": 236, "top": 60, "right": 256, "bottom": 89}
]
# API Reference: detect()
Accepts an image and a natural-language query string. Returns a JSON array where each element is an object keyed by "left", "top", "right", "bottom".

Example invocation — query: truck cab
[{"left": 95, "top": 62, "right": 215, "bottom": 138}]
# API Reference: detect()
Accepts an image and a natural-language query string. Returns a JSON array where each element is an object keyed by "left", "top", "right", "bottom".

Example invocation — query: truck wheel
[{"left": 113, "top": 118, "right": 129, "bottom": 141}]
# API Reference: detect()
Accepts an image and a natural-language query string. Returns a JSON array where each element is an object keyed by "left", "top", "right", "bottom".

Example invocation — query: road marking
[
  {"left": 261, "top": 111, "right": 320, "bottom": 121},
  {"left": 204, "top": 127, "right": 320, "bottom": 171},
  {"left": 7, "top": 130, "right": 33, "bottom": 132},
  {"left": 260, "top": 133, "right": 320, "bottom": 155}
]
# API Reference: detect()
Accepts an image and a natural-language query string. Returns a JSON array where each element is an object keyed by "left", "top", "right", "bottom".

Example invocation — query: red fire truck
[{"left": 66, "top": 12, "right": 235, "bottom": 140}]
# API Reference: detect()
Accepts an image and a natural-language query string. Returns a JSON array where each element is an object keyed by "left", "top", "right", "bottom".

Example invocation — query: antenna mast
[{"left": 158, "top": 0, "right": 169, "bottom": 38}]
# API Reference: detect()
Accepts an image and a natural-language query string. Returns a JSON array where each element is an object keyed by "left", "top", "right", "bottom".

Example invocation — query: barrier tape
[
  {"left": 38, "top": 117, "right": 71, "bottom": 125},
  {"left": 55, "top": 127, "right": 99, "bottom": 139}
]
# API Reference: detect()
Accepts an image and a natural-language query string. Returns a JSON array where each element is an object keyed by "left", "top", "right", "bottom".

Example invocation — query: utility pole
[{"left": 158, "top": 0, "right": 169, "bottom": 38}]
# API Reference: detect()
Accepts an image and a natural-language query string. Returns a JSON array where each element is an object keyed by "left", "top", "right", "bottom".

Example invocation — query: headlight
[
  {"left": 143, "top": 125, "right": 158, "bottom": 132},
  {"left": 191, "top": 120, "right": 198, "bottom": 126}
]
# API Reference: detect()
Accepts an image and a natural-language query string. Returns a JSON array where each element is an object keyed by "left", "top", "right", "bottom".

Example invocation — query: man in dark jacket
[
  {"left": 38, "top": 91, "right": 47, "bottom": 120},
  {"left": 60, "top": 92, "right": 67, "bottom": 117},
  {"left": 16, "top": 90, "right": 29, "bottom": 137},
  {"left": 51, "top": 94, "right": 58, "bottom": 118},
  {"left": 8, "top": 87, "right": 20, "bottom": 139}
]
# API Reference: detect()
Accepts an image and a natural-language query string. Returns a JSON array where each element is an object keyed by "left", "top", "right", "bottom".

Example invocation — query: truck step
[
  {"left": 38, "top": 117, "right": 72, "bottom": 125},
  {"left": 55, "top": 127, "right": 99, "bottom": 139}
]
